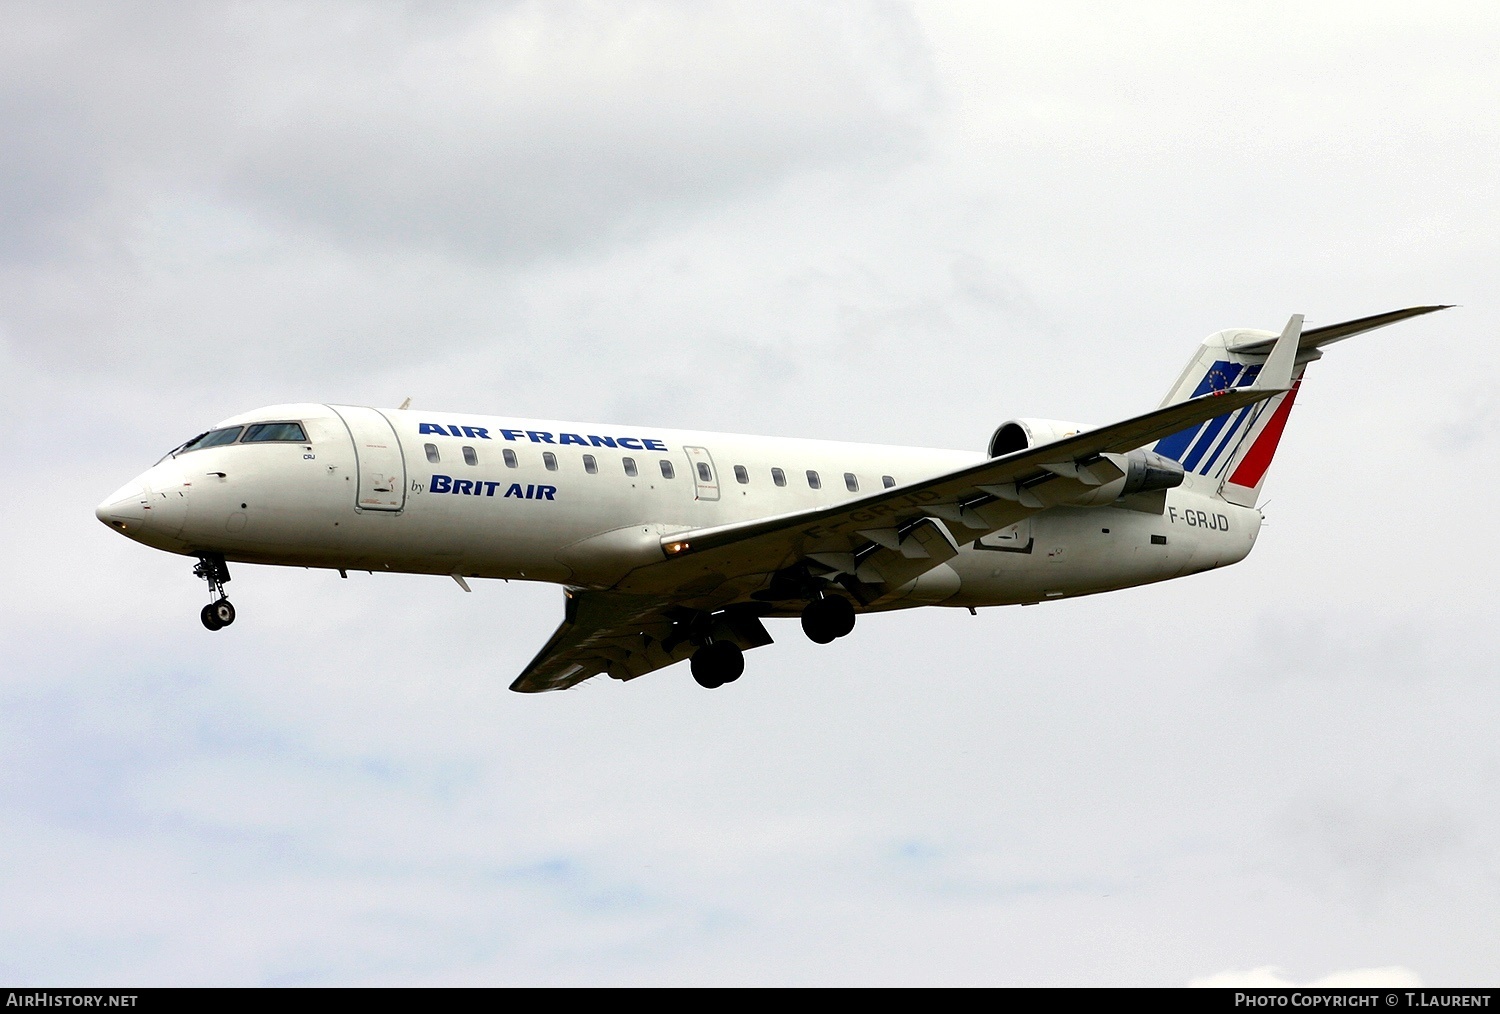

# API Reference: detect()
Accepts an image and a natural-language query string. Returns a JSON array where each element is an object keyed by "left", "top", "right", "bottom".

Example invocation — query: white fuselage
[{"left": 97, "top": 403, "right": 1262, "bottom": 613}]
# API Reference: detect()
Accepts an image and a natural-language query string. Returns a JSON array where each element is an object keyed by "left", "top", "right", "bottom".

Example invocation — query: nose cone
[{"left": 96, "top": 481, "right": 149, "bottom": 534}]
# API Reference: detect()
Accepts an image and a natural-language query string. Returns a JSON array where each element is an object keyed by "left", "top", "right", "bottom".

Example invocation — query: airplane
[{"left": 96, "top": 305, "right": 1448, "bottom": 692}]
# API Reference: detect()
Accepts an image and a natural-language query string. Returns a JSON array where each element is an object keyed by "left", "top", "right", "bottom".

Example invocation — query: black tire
[
  {"left": 691, "top": 642, "right": 745, "bottom": 688},
  {"left": 201, "top": 603, "right": 224, "bottom": 631},
  {"left": 825, "top": 596, "right": 856, "bottom": 638},
  {"left": 800, "top": 600, "right": 838, "bottom": 644},
  {"left": 212, "top": 599, "right": 236, "bottom": 626},
  {"left": 715, "top": 642, "right": 745, "bottom": 683},
  {"left": 691, "top": 646, "right": 725, "bottom": 688}
]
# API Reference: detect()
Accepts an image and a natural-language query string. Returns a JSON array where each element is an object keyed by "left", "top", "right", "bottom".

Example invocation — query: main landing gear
[
  {"left": 691, "top": 640, "right": 744, "bottom": 689},
  {"left": 800, "top": 595, "right": 856, "bottom": 644},
  {"left": 193, "top": 553, "right": 236, "bottom": 631}
]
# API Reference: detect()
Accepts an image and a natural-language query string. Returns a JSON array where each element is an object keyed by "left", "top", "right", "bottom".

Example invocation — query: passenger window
[
  {"left": 181, "top": 427, "right": 243, "bottom": 452},
  {"left": 462, "top": 445, "right": 478, "bottom": 466},
  {"left": 844, "top": 472, "right": 858, "bottom": 492},
  {"left": 543, "top": 451, "right": 558, "bottom": 471},
  {"left": 734, "top": 465, "right": 749, "bottom": 484},
  {"left": 583, "top": 454, "right": 598, "bottom": 474},
  {"left": 503, "top": 449, "right": 518, "bottom": 468},
  {"left": 243, "top": 422, "right": 307, "bottom": 442},
  {"left": 425, "top": 443, "right": 440, "bottom": 464},
  {"left": 696, "top": 462, "right": 712, "bottom": 482},
  {"left": 806, "top": 470, "right": 821, "bottom": 490},
  {"left": 772, "top": 467, "right": 786, "bottom": 487},
  {"left": 882, "top": 475, "right": 896, "bottom": 488},
  {"left": 660, "top": 460, "right": 675, "bottom": 479},
  {"left": 623, "top": 457, "right": 638, "bottom": 477}
]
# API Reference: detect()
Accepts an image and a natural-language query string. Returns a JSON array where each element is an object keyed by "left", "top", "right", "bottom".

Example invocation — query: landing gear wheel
[
  {"left": 801, "top": 597, "right": 855, "bottom": 644},
  {"left": 691, "top": 648, "right": 723, "bottom": 688},
  {"left": 825, "top": 595, "right": 856, "bottom": 638},
  {"left": 690, "top": 641, "right": 744, "bottom": 688},
  {"left": 715, "top": 642, "right": 744, "bottom": 683},
  {"left": 193, "top": 554, "right": 235, "bottom": 631}
]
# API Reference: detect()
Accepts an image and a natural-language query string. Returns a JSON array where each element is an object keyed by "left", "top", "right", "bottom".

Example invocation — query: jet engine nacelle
[
  {"left": 987, "top": 418, "right": 1184, "bottom": 508},
  {"left": 987, "top": 418, "right": 1088, "bottom": 458}
]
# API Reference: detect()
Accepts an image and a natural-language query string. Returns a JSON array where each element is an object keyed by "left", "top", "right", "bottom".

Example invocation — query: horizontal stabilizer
[{"left": 1226, "top": 305, "right": 1451, "bottom": 355}]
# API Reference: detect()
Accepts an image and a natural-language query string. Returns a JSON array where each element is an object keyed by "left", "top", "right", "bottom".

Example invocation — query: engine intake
[{"left": 988, "top": 418, "right": 1087, "bottom": 458}]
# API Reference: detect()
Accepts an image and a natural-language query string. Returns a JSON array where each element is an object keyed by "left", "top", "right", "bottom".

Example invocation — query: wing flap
[{"left": 510, "top": 590, "right": 773, "bottom": 693}]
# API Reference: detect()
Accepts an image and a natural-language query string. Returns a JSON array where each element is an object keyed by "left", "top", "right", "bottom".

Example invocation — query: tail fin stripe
[
  {"left": 1154, "top": 423, "right": 1204, "bottom": 462},
  {"left": 1194, "top": 365, "right": 1265, "bottom": 476},
  {"left": 1179, "top": 360, "right": 1268, "bottom": 471},
  {"left": 1182, "top": 410, "right": 1237, "bottom": 471},
  {"left": 1226, "top": 378, "right": 1302, "bottom": 488},
  {"left": 1197, "top": 404, "right": 1256, "bottom": 476},
  {"left": 1155, "top": 360, "right": 1241, "bottom": 461}
]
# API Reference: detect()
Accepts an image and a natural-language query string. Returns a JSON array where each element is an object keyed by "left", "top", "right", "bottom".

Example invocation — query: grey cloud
[
  {"left": 0, "top": 2, "right": 932, "bottom": 264},
  {"left": 224, "top": 4, "right": 932, "bottom": 260},
  {"left": 1279, "top": 796, "right": 1464, "bottom": 904},
  {"left": 0, "top": 2, "right": 934, "bottom": 378}
]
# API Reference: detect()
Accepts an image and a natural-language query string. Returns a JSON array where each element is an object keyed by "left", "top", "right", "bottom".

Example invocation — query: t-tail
[{"left": 1153, "top": 305, "right": 1451, "bottom": 507}]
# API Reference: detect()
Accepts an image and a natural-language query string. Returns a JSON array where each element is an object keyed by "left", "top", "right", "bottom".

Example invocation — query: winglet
[{"left": 1255, "top": 314, "right": 1303, "bottom": 391}]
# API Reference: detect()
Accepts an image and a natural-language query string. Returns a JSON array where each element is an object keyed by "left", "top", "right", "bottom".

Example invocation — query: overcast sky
[{"left": 3, "top": 0, "right": 1497, "bottom": 986}]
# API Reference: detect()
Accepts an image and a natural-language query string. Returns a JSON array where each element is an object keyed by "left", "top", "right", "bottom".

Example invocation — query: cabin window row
[
  {"left": 423, "top": 443, "right": 896, "bottom": 490},
  {"left": 761, "top": 468, "right": 897, "bottom": 491},
  {"left": 426, "top": 443, "right": 670, "bottom": 479}
]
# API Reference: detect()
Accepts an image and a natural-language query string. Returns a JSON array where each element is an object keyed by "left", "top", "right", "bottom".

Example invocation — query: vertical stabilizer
[
  {"left": 1152, "top": 316, "right": 1308, "bottom": 509},
  {"left": 1152, "top": 305, "right": 1449, "bottom": 508}
]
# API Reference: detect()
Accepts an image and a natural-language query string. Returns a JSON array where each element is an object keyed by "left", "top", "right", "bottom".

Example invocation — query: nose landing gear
[
  {"left": 193, "top": 553, "right": 236, "bottom": 630},
  {"left": 201, "top": 599, "right": 236, "bottom": 631}
]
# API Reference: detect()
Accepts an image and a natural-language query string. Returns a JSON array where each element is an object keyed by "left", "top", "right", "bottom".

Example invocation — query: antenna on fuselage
[{"left": 397, "top": 397, "right": 412, "bottom": 410}]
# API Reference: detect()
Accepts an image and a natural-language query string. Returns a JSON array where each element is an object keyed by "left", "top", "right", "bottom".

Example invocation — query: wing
[
  {"left": 510, "top": 589, "right": 773, "bottom": 693},
  {"left": 515, "top": 325, "right": 1301, "bottom": 693},
  {"left": 619, "top": 383, "right": 1288, "bottom": 608}
]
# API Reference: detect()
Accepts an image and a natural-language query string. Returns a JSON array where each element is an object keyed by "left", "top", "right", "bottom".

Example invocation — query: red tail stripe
[{"left": 1227, "top": 379, "right": 1301, "bottom": 489}]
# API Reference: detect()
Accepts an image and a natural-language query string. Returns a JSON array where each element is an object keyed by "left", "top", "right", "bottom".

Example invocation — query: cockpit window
[
  {"left": 243, "top": 421, "right": 307, "bottom": 443},
  {"left": 180, "top": 427, "right": 243, "bottom": 452}
]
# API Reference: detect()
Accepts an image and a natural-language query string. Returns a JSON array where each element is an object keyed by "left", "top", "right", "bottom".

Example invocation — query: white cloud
[{"left": 1190, "top": 965, "right": 1422, "bottom": 988}]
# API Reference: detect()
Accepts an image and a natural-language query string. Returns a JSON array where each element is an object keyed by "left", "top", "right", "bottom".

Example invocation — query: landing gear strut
[
  {"left": 800, "top": 595, "right": 856, "bottom": 644},
  {"left": 691, "top": 641, "right": 744, "bottom": 689},
  {"left": 193, "top": 553, "right": 235, "bottom": 630}
]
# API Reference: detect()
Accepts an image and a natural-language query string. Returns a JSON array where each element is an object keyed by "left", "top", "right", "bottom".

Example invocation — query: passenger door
[
  {"left": 331, "top": 405, "right": 406, "bottom": 511},
  {"left": 682, "top": 446, "right": 720, "bottom": 502}
]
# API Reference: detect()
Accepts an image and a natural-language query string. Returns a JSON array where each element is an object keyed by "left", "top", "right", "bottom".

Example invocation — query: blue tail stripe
[
  {"left": 1155, "top": 360, "right": 1240, "bottom": 462},
  {"left": 1183, "top": 411, "right": 1235, "bottom": 471},
  {"left": 1199, "top": 405, "right": 1254, "bottom": 475},
  {"left": 1196, "top": 366, "right": 1264, "bottom": 475},
  {"left": 1155, "top": 424, "right": 1202, "bottom": 462},
  {"left": 1182, "top": 364, "right": 1266, "bottom": 474}
]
